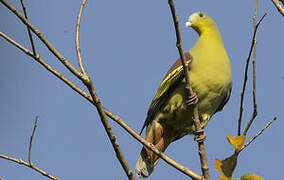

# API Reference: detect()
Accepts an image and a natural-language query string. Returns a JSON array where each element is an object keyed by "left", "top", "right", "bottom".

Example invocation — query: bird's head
[{"left": 185, "top": 12, "right": 217, "bottom": 35}]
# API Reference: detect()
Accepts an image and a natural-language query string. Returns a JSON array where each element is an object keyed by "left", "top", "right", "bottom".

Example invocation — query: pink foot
[
  {"left": 185, "top": 92, "right": 198, "bottom": 106},
  {"left": 194, "top": 129, "right": 206, "bottom": 143}
]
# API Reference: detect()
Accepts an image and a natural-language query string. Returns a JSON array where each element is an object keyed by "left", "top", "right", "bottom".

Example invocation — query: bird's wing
[
  {"left": 139, "top": 52, "right": 192, "bottom": 134},
  {"left": 215, "top": 83, "right": 232, "bottom": 113}
]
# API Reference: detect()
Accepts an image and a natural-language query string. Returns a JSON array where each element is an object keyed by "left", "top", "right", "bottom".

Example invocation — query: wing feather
[{"left": 139, "top": 52, "right": 192, "bottom": 134}]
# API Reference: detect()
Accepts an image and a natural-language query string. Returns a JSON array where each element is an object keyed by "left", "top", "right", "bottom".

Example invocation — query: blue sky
[{"left": 0, "top": 0, "right": 283, "bottom": 179}]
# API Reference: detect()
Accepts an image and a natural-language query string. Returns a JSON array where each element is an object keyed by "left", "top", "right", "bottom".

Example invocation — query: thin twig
[
  {"left": 74, "top": 1, "right": 134, "bottom": 178},
  {"left": 168, "top": 0, "right": 209, "bottom": 179},
  {"left": 237, "top": 13, "right": 267, "bottom": 136},
  {"left": 0, "top": 0, "right": 85, "bottom": 81},
  {"left": 243, "top": 0, "right": 259, "bottom": 136},
  {"left": 0, "top": 31, "right": 202, "bottom": 180},
  {"left": 20, "top": 0, "right": 37, "bottom": 55},
  {"left": 85, "top": 79, "right": 136, "bottom": 180},
  {"left": 0, "top": 31, "right": 91, "bottom": 102},
  {"left": 104, "top": 110, "right": 203, "bottom": 180},
  {"left": 242, "top": 13, "right": 267, "bottom": 136},
  {"left": 271, "top": 0, "right": 284, "bottom": 17},
  {"left": 240, "top": 117, "right": 276, "bottom": 152},
  {"left": 28, "top": 115, "right": 38, "bottom": 165},
  {"left": 0, "top": 5, "right": 133, "bottom": 176},
  {"left": 0, "top": 154, "right": 60, "bottom": 180},
  {"left": 1, "top": 19, "right": 135, "bottom": 180},
  {"left": 0, "top": 115, "right": 59, "bottom": 180},
  {"left": 76, "top": 0, "right": 87, "bottom": 75}
]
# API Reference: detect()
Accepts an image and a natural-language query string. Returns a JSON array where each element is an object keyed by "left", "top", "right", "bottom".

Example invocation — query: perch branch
[
  {"left": 271, "top": 0, "right": 284, "bottom": 17},
  {"left": 168, "top": 0, "right": 209, "bottom": 179},
  {"left": 20, "top": 0, "right": 37, "bottom": 55},
  {"left": 76, "top": 0, "right": 87, "bottom": 75}
]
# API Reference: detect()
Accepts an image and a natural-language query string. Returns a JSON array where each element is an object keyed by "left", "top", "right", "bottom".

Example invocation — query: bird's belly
[{"left": 158, "top": 77, "right": 228, "bottom": 139}]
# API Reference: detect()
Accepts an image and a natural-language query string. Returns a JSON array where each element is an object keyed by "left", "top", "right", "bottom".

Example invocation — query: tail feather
[
  {"left": 135, "top": 148, "right": 159, "bottom": 178},
  {"left": 135, "top": 122, "right": 172, "bottom": 178}
]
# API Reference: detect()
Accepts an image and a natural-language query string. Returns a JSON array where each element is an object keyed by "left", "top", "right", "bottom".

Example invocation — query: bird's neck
[
  {"left": 189, "top": 26, "right": 229, "bottom": 69},
  {"left": 191, "top": 26, "right": 225, "bottom": 56},
  {"left": 198, "top": 26, "right": 223, "bottom": 45}
]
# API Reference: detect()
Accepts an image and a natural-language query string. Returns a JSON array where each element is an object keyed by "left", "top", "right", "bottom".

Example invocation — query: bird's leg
[
  {"left": 185, "top": 92, "right": 198, "bottom": 106},
  {"left": 194, "top": 129, "right": 206, "bottom": 143}
]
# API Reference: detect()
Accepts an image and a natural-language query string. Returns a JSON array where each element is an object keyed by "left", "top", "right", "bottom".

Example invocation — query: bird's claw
[
  {"left": 185, "top": 92, "right": 198, "bottom": 107},
  {"left": 194, "top": 129, "right": 206, "bottom": 143}
]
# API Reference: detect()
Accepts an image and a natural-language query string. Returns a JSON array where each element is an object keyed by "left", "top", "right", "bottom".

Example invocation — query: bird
[{"left": 135, "top": 12, "right": 232, "bottom": 178}]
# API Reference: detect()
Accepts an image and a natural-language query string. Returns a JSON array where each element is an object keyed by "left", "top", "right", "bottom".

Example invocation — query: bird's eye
[{"left": 199, "top": 13, "right": 204, "bottom": 18}]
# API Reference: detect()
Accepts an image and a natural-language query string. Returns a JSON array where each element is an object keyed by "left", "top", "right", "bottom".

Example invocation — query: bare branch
[
  {"left": 0, "top": 4, "right": 206, "bottom": 177},
  {"left": 271, "top": 0, "right": 284, "bottom": 17},
  {"left": 242, "top": 13, "right": 267, "bottom": 136},
  {"left": 0, "top": 29, "right": 135, "bottom": 180},
  {"left": 0, "top": 0, "right": 85, "bottom": 81},
  {"left": 104, "top": 110, "right": 203, "bottom": 180},
  {"left": 168, "top": 0, "right": 209, "bottom": 179},
  {"left": 28, "top": 115, "right": 38, "bottom": 165},
  {"left": 0, "top": 115, "right": 59, "bottom": 180},
  {"left": 0, "top": 3, "right": 134, "bottom": 176},
  {"left": 0, "top": 31, "right": 92, "bottom": 103},
  {"left": 243, "top": 0, "right": 259, "bottom": 136},
  {"left": 238, "top": 13, "right": 266, "bottom": 136},
  {"left": 85, "top": 78, "right": 136, "bottom": 180},
  {"left": 0, "top": 154, "right": 60, "bottom": 180},
  {"left": 20, "top": 0, "right": 37, "bottom": 55},
  {"left": 0, "top": 31, "right": 203, "bottom": 180},
  {"left": 76, "top": 0, "right": 88, "bottom": 75},
  {"left": 74, "top": 1, "right": 135, "bottom": 178},
  {"left": 240, "top": 117, "right": 276, "bottom": 152}
]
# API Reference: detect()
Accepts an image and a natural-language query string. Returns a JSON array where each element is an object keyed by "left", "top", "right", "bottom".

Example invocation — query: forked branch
[
  {"left": 0, "top": 30, "right": 202, "bottom": 180},
  {"left": 237, "top": 12, "right": 267, "bottom": 136},
  {"left": 20, "top": 0, "right": 36, "bottom": 55},
  {"left": 73, "top": 1, "right": 135, "bottom": 179},
  {"left": 0, "top": 116, "right": 59, "bottom": 180}
]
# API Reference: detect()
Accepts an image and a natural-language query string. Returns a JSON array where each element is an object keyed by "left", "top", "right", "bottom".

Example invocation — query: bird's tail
[{"left": 135, "top": 122, "right": 172, "bottom": 178}]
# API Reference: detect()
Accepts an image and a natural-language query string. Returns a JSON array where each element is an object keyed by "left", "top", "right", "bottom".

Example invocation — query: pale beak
[{"left": 185, "top": 21, "right": 192, "bottom": 27}]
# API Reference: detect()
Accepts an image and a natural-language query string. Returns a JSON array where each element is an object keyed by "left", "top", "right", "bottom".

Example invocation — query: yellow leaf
[
  {"left": 220, "top": 176, "right": 231, "bottom": 180},
  {"left": 227, "top": 135, "right": 246, "bottom": 151},
  {"left": 215, "top": 159, "right": 223, "bottom": 174},
  {"left": 215, "top": 153, "right": 238, "bottom": 179}
]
